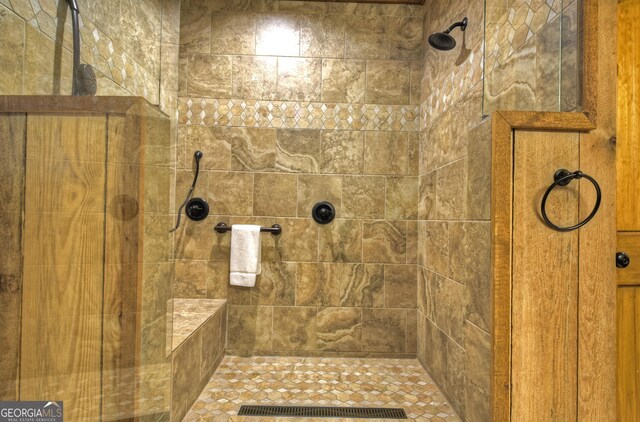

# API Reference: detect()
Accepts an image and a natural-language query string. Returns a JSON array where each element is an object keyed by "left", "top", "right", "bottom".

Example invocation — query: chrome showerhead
[{"left": 428, "top": 17, "right": 468, "bottom": 51}]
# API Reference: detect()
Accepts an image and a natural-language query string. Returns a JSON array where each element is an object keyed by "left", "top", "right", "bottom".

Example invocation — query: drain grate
[{"left": 237, "top": 405, "right": 408, "bottom": 419}]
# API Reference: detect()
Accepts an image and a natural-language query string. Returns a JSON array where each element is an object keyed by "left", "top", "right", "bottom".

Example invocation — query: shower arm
[
  {"left": 444, "top": 18, "right": 468, "bottom": 34},
  {"left": 66, "top": 0, "right": 81, "bottom": 95}
]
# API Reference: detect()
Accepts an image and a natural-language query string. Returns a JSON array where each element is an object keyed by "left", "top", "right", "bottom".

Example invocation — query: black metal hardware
[
  {"left": 540, "top": 169, "right": 602, "bottom": 232},
  {"left": 617, "top": 252, "right": 630, "bottom": 268},
  {"left": 214, "top": 222, "right": 282, "bottom": 236},
  {"left": 185, "top": 198, "right": 209, "bottom": 221},
  {"left": 170, "top": 151, "right": 208, "bottom": 232},
  {"left": 312, "top": 201, "right": 336, "bottom": 225}
]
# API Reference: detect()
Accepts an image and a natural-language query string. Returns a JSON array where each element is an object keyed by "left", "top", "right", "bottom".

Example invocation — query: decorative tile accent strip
[
  {"left": 421, "top": 44, "right": 484, "bottom": 128},
  {"left": 178, "top": 98, "right": 420, "bottom": 132},
  {"left": 485, "top": 0, "right": 563, "bottom": 73}
]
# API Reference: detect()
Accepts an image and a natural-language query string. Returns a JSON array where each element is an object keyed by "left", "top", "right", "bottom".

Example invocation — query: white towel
[{"left": 229, "top": 224, "right": 262, "bottom": 287}]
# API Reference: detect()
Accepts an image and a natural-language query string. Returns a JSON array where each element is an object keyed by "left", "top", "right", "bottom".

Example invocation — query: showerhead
[{"left": 429, "top": 17, "right": 468, "bottom": 51}]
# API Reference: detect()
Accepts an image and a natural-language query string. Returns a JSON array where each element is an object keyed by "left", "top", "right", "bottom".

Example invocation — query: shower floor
[{"left": 183, "top": 356, "right": 460, "bottom": 421}]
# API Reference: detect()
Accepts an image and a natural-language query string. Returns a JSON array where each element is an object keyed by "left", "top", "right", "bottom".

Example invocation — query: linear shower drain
[{"left": 237, "top": 405, "right": 408, "bottom": 419}]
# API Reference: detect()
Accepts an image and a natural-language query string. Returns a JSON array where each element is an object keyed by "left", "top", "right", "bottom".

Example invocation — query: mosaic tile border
[
  {"left": 177, "top": 98, "right": 420, "bottom": 131},
  {"left": 421, "top": 44, "right": 483, "bottom": 129},
  {"left": 485, "top": 0, "right": 564, "bottom": 73}
]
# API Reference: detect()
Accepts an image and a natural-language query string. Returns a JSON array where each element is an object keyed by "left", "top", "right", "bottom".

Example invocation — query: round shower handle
[{"left": 540, "top": 169, "right": 601, "bottom": 232}]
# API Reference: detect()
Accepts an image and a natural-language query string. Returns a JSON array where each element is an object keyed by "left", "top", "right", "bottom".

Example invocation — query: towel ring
[{"left": 540, "top": 169, "right": 601, "bottom": 232}]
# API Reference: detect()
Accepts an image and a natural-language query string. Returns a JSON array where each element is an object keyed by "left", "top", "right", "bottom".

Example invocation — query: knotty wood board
[
  {"left": 20, "top": 114, "right": 107, "bottom": 421},
  {"left": 511, "top": 130, "right": 579, "bottom": 421}
]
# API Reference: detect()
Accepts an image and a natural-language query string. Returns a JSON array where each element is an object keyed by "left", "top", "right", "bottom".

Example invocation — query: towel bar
[{"left": 214, "top": 222, "right": 282, "bottom": 236}]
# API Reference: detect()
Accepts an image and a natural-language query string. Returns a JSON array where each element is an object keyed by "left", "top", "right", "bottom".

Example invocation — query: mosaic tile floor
[{"left": 183, "top": 356, "right": 460, "bottom": 421}]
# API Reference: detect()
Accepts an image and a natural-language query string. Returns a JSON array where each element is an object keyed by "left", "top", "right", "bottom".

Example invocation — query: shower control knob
[
  {"left": 312, "top": 201, "right": 336, "bottom": 225},
  {"left": 616, "top": 252, "right": 630, "bottom": 268}
]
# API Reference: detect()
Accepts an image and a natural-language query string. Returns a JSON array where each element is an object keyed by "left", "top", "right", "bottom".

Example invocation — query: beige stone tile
[
  {"left": 320, "top": 131, "right": 364, "bottom": 175},
  {"left": 316, "top": 307, "right": 362, "bottom": 352},
  {"left": 389, "top": 17, "right": 422, "bottom": 61},
  {"left": 276, "top": 129, "right": 321, "bottom": 173},
  {"left": 318, "top": 220, "right": 362, "bottom": 263},
  {"left": 253, "top": 173, "right": 297, "bottom": 217},
  {"left": 276, "top": 57, "right": 322, "bottom": 101},
  {"left": 187, "top": 55, "right": 232, "bottom": 98},
  {"left": 207, "top": 171, "right": 253, "bottom": 216},
  {"left": 296, "top": 263, "right": 340, "bottom": 307},
  {"left": 408, "top": 132, "right": 419, "bottom": 176},
  {"left": 386, "top": 177, "right": 418, "bottom": 220},
  {"left": 231, "top": 128, "right": 277, "bottom": 172},
  {"left": 172, "top": 328, "right": 202, "bottom": 421},
  {"left": 364, "top": 132, "right": 408, "bottom": 175},
  {"left": 345, "top": 15, "right": 389, "bottom": 60},
  {"left": 272, "top": 307, "right": 317, "bottom": 351},
  {"left": 251, "top": 261, "right": 296, "bottom": 306},
  {"left": 419, "top": 171, "right": 437, "bottom": 220},
  {"left": 184, "top": 126, "right": 231, "bottom": 171},
  {"left": 300, "top": 14, "right": 345, "bottom": 58},
  {"left": 337, "top": 263, "right": 384, "bottom": 307},
  {"left": 434, "top": 275, "right": 465, "bottom": 346},
  {"left": 174, "top": 215, "right": 215, "bottom": 261},
  {"left": 179, "top": 8, "right": 211, "bottom": 54},
  {"left": 178, "top": 55, "right": 188, "bottom": 95},
  {"left": 321, "top": 59, "right": 366, "bottom": 103},
  {"left": 384, "top": 264, "right": 417, "bottom": 308},
  {"left": 362, "top": 308, "right": 406, "bottom": 353},
  {"left": 436, "top": 159, "right": 467, "bottom": 220},
  {"left": 446, "top": 336, "right": 466, "bottom": 413},
  {"left": 418, "top": 267, "right": 436, "bottom": 322},
  {"left": 422, "top": 221, "right": 449, "bottom": 276},
  {"left": 24, "top": 25, "right": 72, "bottom": 95},
  {"left": 206, "top": 260, "right": 229, "bottom": 299},
  {"left": 211, "top": 12, "right": 256, "bottom": 55},
  {"left": 406, "top": 220, "right": 417, "bottom": 264},
  {"left": 450, "top": 222, "right": 491, "bottom": 332},
  {"left": 464, "top": 322, "right": 491, "bottom": 422},
  {"left": 273, "top": 218, "right": 317, "bottom": 262},
  {"left": 0, "top": 5, "right": 24, "bottom": 95},
  {"left": 256, "top": 14, "right": 300, "bottom": 56},
  {"left": 342, "top": 176, "right": 385, "bottom": 219},
  {"left": 362, "top": 220, "right": 406, "bottom": 264},
  {"left": 232, "top": 56, "right": 277, "bottom": 100},
  {"left": 297, "top": 174, "right": 342, "bottom": 218},
  {"left": 406, "top": 309, "right": 417, "bottom": 354},
  {"left": 174, "top": 259, "right": 207, "bottom": 298},
  {"left": 365, "top": 60, "right": 410, "bottom": 104},
  {"left": 227, "top": 305, "right": 273, "bottom": 353}
]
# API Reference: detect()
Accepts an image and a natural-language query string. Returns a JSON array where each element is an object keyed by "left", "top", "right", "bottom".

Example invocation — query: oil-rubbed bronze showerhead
[{"left": 428, "top": 17, "right": 468, "bottom": 51}]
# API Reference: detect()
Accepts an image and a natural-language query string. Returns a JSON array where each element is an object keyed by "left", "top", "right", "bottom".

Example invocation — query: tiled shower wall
[
  {"left": 0, "top": 0, "right": 180, "bottom": 113},
  {"left": 175, "top": 0, "right": 423, "bottom": 357},
  {"left": 417, "top": 0, "right": 491, "bottom": 421},
  {"left": 484, "top": 0, "right": 581, "bottom": 112}
]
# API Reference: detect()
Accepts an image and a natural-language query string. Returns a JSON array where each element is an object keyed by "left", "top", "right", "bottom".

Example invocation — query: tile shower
[{"left": 0, "top": 0, "right": 580, "bottom": 421}]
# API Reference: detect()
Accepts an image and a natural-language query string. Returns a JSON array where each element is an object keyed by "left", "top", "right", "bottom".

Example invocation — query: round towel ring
[{"left": 540, "top": 169, "right": 601, "bottom": 232}]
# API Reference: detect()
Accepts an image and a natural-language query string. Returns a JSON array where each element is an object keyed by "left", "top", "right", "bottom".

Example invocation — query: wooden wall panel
[
  {"left": 617, "top": 287, "right": 640, "bottom": 422},
  {"left": 0, "top": 114, "right": 26, "bottom": 401},
  {"left": 511, "top": 130, "right": 580, "bottom": 420},
  {"left": 20, "top": 114, "right": 107, "bottom": 421},
  {"left": 617, "top": 0, "right": 640, "bottom": 231}
]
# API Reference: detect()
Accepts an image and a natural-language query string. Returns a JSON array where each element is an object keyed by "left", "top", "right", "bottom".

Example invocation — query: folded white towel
[{"left": 229, "top": 224, "right": 262, "bottom": 287}]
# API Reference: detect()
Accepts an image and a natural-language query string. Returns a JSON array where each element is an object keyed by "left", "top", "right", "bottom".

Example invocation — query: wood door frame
[{"left": 490, "top": 0, "right": 618, "bottom": 420}]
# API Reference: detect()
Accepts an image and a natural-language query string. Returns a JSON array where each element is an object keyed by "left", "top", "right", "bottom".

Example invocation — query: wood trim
[
  {"left": 497, "top": 112, "right": 595, "bottom": 131},
  {"left": 491, "top": 112, "right": 514, "bottom": 422},
  {"left": 0, "top": 96, "right": 166, "bottom": 117}
]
